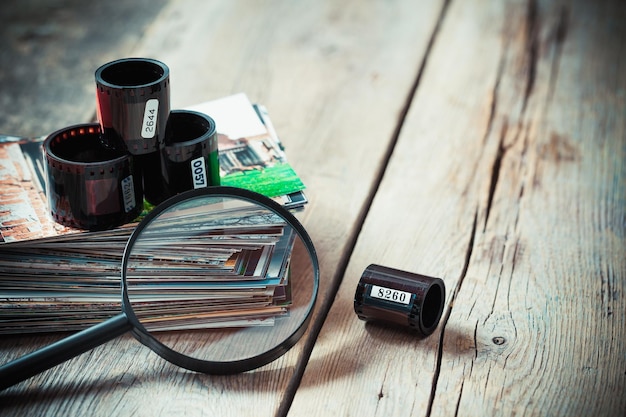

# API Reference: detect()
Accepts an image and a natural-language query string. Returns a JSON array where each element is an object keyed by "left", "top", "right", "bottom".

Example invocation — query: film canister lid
[{"left": 353, "top": 264, "right": 446, "bottom": 337}]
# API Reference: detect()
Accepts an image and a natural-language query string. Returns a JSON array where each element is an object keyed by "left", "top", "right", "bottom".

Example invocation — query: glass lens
[{"left": 123, "top": 191, "right": 317, "bottom": 367}]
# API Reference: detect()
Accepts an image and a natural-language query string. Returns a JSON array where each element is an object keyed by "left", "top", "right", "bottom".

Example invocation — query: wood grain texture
[
  {"left": 289, "top": 0, "right": 625, "bottom": 416},
  {"left": 128, "top": 1, "right": 445, "bottom": 415},
  {"left": 0, "top": 0, "right": 444, "bottom": 416},
  {"left": 1, "top": 0, "right": 624, "bottom": 416},
  {"left": 0, "top": 0, "right": 168, "bottom": 137},
  {"left": 431, "top": 0, "right": 626, "bottom": 415}
]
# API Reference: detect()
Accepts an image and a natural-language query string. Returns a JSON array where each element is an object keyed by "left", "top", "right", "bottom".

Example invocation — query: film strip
[
  {"left": 44, "top": 123, "right": 143, "bottom": 230},
  {"left": 42, "top": 58, "right": 222, "bottom": 229},
  {"left": 95, "top": 58, "right": 170, "bottom": 204},
  {"left": 161, "top": 110, "right": 220, "bottom": 199},
  {"left": 95, "top": 58, "right": 170, "bottom": 155},
  {"left": 354, "top": 264, "right": 445, "bottom": 336}
]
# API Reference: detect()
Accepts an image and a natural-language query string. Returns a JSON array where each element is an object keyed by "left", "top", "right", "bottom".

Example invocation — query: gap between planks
[{"left": 276, "top": 1, "right": 453, "bottom": 416}]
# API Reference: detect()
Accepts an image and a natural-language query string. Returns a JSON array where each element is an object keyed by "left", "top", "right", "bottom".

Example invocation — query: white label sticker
[
  {"left": 121, "top": 175, "right": 136, "bottom": 213},
  {"left": 141, "top": 99, "right": 159, "bottom": 138},
  {"left": 370, "top": 285, "right": 412, "bottom": 305},
  {"left": 191, "top": 156, "right": 207, "bottom": 189}
]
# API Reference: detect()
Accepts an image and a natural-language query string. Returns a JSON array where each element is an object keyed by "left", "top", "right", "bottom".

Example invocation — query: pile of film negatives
[{"left": 0, "top": 58, "right": 297, "bottom": 334}]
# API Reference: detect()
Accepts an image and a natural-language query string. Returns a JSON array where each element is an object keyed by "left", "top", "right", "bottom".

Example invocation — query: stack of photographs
[
  {"left": 0, "top": 93, "right": 306, "bottom": 334},
  {"left": 0, "top": 197, "right": 295, "bottom": 334},
  {"left": 187, "top": 93, "right": 307, "bottom": 210},
  {"left": 125, "top": 196, "right": 296, "bottom": 332},
  {"left": 1, "top": 228, "right": 132, "bottom": 333}
]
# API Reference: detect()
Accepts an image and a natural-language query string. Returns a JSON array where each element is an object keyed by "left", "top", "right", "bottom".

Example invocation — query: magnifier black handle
[{"left": 0, "top": 313, "right": 132, "bottom": 391}]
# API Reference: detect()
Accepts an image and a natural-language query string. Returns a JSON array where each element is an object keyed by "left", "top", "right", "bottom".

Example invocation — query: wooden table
[{"left": 1, "top": 0, "right": 624, "bottom": 415}]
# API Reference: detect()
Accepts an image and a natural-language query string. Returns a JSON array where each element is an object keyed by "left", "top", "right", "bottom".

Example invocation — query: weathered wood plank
[
  {"left": 0, "top": 0, "right": 169, "bottom": 137},
  {"left": 289, "top": 0, "right": 508, "bottom": 414},
  {"left": 289, "top": 0, "right": 625, "bottom": 416},
  {"left": 431, "top": 0, "right": 626, "bottom": 415},
  {"left": 131, "top": 1, "right": 445, "bottom": 415},
  {"left": 0, "top": 0, "right": 444, "bottom": 416}
]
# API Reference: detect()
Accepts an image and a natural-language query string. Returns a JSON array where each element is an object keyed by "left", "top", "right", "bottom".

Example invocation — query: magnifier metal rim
[{"left": 120, "top": 186, "right": 319, "bottom": 374}]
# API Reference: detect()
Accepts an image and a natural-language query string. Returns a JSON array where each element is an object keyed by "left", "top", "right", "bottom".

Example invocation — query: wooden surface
[{"left": 0, "top": 0, "right": 624, "bottom": 416}]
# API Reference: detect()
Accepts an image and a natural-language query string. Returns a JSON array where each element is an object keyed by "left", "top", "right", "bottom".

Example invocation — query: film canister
[
  {"left": 354, "top": 264, "right": 446, "bottom": 337},
  {"left": 159, "top": 110, "right": 220, "bottom": 203},
  {"left": 44, "top": 123, "right": 143, "bottom": 230},
  {"left": 95, "top": 57, "right": 170, "bottom": 205}
]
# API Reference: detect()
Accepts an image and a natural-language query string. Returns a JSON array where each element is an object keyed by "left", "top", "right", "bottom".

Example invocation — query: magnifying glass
[{"left": 0, "top": 186, "right": 319, "bottom": 390}]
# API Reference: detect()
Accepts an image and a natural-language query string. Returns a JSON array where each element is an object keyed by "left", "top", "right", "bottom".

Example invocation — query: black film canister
[
  {"left": 44, "top": 123, "right": 143, "bottom": 230},
  {"left": 354, "top": 264, "right": 446, "bottom": 336},
  {"left": 95, "top": 58, "right": 170, "bottom": 205},
  {"left": 158, "top": 110, "right": 220, "bottom": 203}
]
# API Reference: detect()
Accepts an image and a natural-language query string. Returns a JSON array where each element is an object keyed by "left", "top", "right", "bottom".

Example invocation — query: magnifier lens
[{"left": 123, "top": 191, "right": 316, "bottom": 370}]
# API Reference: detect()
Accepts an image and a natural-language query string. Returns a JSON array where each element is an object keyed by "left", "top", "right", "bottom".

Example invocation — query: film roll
[
  {"left": 95, "top": 58, "right": 170, "bottom": 205},
  {"left": 159, "top": 110, "right": 220, "bottom": 203},
  {"left": 354, "top": 264, "right": 446, "bottom": 337},
  {"left": 43, "top": 123, "right": 143, "bottom": 230}
]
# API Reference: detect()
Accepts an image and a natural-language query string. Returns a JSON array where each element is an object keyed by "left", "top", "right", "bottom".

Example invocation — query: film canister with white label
[
  {"left": 95, "top": 57, "right": 170, "bottom": 205},
  {"left": 160, "top": 110, "right": 220, "bottom": 202},
  {"left": 354, "top": 264, "right": 445, "bottom": 336},
  {"left": 44, "top": 123, "right": 143, "bottom": 230}
]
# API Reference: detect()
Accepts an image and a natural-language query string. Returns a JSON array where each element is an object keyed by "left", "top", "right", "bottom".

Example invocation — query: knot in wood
[{"left": 492, "top": 336, "right": 506, "bottom": 345}]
